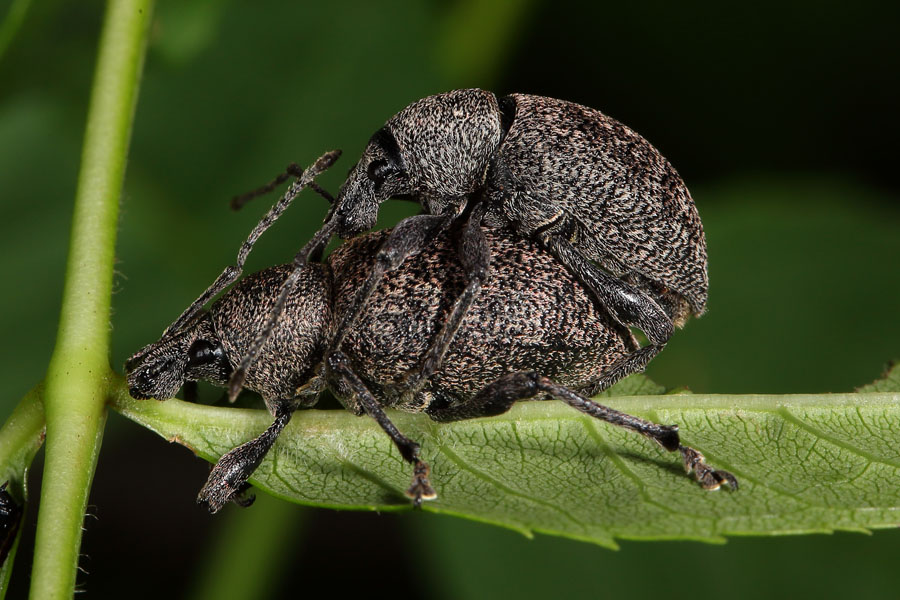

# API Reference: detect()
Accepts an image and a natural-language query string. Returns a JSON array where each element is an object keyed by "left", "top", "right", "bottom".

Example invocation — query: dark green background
[{"left": 1, "top": 0, "right": 898, "bottom": 597}]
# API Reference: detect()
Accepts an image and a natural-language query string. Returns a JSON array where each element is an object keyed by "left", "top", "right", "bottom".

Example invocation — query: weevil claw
[
  {"left": 406, "top": 460, "right": 437, "bottom": 507},
  {"left": 680, "top": 446, "right": 739, "bottom": 491}
]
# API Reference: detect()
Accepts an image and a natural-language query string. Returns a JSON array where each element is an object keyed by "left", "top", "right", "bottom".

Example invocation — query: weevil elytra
[
  {"left": 225, "top": 90, "right": 707, "bottom": 413},
  {"left": 126, "top": 157, "right": 734, "bottom": 510}
]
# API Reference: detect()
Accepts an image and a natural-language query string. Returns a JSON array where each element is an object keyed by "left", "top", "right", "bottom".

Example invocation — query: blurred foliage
[{"left": 0, "top": 0, "right": 898, "bottom": 598}]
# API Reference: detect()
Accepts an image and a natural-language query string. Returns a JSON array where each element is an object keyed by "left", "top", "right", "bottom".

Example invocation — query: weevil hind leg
[
  {"left": 327, "top": 351, "right": 436, "bottom": 506},
  {"left": 538, "top": 375, "right": 737, "bottom": 490},
  {"left": 541, "top": 232, "right": 674, "bottom": 344},
  {"left": 533, "top": 221, "right": 678, "bottom": 389},
  {"left": 428, "top": 371, "right": 737, "bottom": 490}
]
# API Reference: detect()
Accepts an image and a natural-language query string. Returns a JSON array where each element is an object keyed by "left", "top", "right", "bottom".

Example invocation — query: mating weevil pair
[{"left": 126, "top": 89, "right": 737, "bottom": 512}]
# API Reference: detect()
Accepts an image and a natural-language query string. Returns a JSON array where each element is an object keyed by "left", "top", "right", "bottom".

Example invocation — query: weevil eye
[
  {"left": 124, "top": 353, "right": 142, "bottom": 373},
  {"left": 366, "top": 159, "right": 394, "bottom": 188},
  {"left": 187, "top": 339, "right": 220, "bottom": 367}
]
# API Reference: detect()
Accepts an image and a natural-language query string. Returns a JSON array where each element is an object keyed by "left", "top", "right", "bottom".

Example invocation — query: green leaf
[
  {"left": 109, "top": 374, "right": 900, "bottom": 549},
  {"left": 857, "top": 362, "right": 900, "bottom": 393},
  {"left": 0, "top": 386, "right": 43, "bottom": 599}
]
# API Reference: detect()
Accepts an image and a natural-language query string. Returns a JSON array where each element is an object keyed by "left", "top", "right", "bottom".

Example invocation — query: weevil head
[
  {"left": 125, "top": 315, "right": 231, "bottom": 400},
  {"left": 333, "top": 89, "right": 503, "bottom": 237},
  {"left": 330, "top": 134, "right": 397, "bottom": 236},
  {"left": 126, "top": 264, "right": 331, "bottom": 405}
]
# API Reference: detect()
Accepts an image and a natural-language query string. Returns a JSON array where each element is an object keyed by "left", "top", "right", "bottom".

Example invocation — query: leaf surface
[{"left": 110, "top": 373, "right": 900, "bottom": 548}]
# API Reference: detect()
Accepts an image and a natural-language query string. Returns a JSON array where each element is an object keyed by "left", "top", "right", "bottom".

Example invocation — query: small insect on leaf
[{"left": 0, "top": 482, "right": 23, "bottom": 566}]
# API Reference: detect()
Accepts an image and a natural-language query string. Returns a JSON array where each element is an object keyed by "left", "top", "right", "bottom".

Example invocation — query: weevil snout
[
  {"left": 125, "top": 341, "right": 189, "bottom": 400},
  {"left": 333, "top": 167, "right": 379, "bottom": 237},
  {"left": 126, "top": 310, "right": 236, "bottom": 401}
]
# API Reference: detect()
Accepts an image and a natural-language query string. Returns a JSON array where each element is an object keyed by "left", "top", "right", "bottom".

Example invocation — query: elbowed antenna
[
  {"left": 162, "top": 150, "right": 342, "bottom": 339},
  {"left": 230, "top": 163, "right": 336, "bottom": 211},
  {"left": 225, "top": 214, "right": 339, "bottom": 403}
]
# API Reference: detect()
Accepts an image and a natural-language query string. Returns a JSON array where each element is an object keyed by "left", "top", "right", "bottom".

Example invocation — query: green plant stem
[{"left": 29, "top": 1, "right": 153, "bottom": 598}]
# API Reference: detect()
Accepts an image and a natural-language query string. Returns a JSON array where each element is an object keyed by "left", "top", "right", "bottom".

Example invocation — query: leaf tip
[{"left": 856, "top": 360, "right": 900, "bottom": 393}]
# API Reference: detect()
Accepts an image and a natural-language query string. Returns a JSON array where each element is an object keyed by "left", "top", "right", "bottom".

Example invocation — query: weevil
[
  {"left": 0, "top": 482, "right": 22, "bottom": 565},
  {"left": 222, "top": 90, "right": 707, "bottom": 410},
  {"left": 126, "top": 219, "right": 735, "bottom": 512}
]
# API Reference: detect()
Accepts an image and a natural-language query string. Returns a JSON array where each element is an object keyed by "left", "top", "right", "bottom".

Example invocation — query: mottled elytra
[
  {"left": 126, "top": 199, "right": 735, "bottom": 511},
  {"left": 227, "top": 89, "right": 707, "bottom": 412}
]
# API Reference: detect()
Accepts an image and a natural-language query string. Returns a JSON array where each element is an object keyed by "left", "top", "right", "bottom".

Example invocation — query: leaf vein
[
  {"left": 778, "top": 407, "right": 900, "bottom": 469},
  {"left": 581, "top": 418, "right": 708, "bottom": 523},
  {"left": 269, "top": 447, "right": 303, "bottom": 496},
  {"left": 436, "top": 443, "right": 587, "bottom": 529}
]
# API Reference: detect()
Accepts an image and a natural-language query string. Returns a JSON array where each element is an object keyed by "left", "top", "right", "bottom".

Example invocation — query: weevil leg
[
  {"left": 428, "top": 372, "right": 737, "bottom": 490},
  {"left": 164, "top": 150, "right": 341, "bottom": 337},
  {"left": 540, "top": 232, "right": 674, "bottom": 346},
  {"left": 536, "top": 231, "right": 674, "bottom": 387},
  {"left": 327, "top": 213, "right": 455, "bottom": 354},
  {"left": 197, "top": 403, "right": 294, "bottom": 513},
  {"left": 327, "top": 351, "right": 436, "bottom": 506},
  {"left": 538, "top": 375, "right": 738, "bottom": 490},
  {"left": 490, "top": 159, "right": 648, "bottom": 350},
  {"left": 390, "top": 202, "right": 491, "bottom": 398},
  {"left": 227, "top": 221, "right": 337, "bottom": 401}
]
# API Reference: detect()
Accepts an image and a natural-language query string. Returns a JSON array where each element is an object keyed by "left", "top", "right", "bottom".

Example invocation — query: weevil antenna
[
  {"left": 163, "top": 150, "right": 341, "bottom": 337},
  {"left": 230, "top": 163, "right": 336, "bottom": 210},
  {"left": 227, "top": 216, "right": 338, "bottom": 402}
]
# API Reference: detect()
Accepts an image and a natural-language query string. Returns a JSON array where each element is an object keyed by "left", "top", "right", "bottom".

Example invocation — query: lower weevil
[{"left": 125, "top": 166, "right": 735, "bottom": 509}]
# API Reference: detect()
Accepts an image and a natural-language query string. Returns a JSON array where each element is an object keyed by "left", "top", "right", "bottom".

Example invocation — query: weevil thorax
[
  {"left": 125, "top": 314, "right": 226, "bottom": 400},
  {"left": 207, "top": 264, "right": 332, "bottom": 403},
  {"left": 333, "top": 89, "right": 503, "bottom": 237}
]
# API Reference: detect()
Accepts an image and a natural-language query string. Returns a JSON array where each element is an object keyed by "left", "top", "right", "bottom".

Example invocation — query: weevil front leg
[
  {"left": 389, "top": 201, "right": 491, "bottom": 398},
  {"left": 325, "top": 212, "right": 455, "bottom": 356},
  {"left": 197, "top": 403, "right": 294, "bottom": 513},
  {"left": 327, "top": 351, "right": 436, "bottom": 506},
  {"left": 427, "top": 371, "right": 737, "bottom": 491}
]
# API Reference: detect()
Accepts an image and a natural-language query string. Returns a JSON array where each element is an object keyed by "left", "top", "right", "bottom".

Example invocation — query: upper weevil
[
  {"left": 125, "top": 156, "right": 734, "bottom": 511},
  {"left": 222, "top": 90, "right": 707, "bottom": 406}
]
